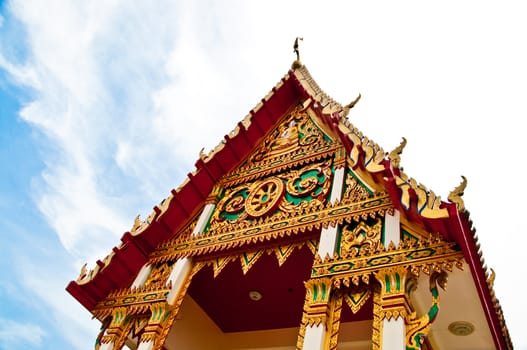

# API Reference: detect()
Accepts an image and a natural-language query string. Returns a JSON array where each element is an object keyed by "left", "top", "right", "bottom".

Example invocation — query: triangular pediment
[{"left": 221, "top": 104, "right": 341, "bottom": 186}]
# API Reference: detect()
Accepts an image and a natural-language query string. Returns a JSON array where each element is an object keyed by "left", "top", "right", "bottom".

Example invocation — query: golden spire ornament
[{"left": 292, "top": 37, "right": 303, "bottom": 69}]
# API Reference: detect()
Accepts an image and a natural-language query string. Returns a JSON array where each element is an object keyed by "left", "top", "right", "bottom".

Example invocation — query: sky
[{"left": 0, "top": 1, "right": 526, "bottom": 349}]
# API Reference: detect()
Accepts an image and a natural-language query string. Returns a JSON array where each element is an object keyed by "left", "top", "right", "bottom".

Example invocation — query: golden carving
[
  {"left": 302, "top": 277, "right": 333, "bottom": 326},
  {"left": 448, "top": 175, "right": 467, "bottom": 212},
  {"left": 340, "top": 219, "right": 383, "bottom": 257},
  {"left": 343, "top": 172, "right": 374, "bottom": 202},
  {"left": 395, "top": 174, "right": 448, "bottom": 218},
  {"left": 315, "top": 234, "right": 463, "bottom": 281},
  {"left": 144, "top": 262, "right": 173, "bottom": 289},
  {"left": 93, "top": 286, "right": 171, "bottom": 320},
  {"left": 248, "top": 106, "right": 328, "bottom": 165},
  {"left": 200, "top": 240, "right": 316, "bottom": 279},
  {"left": 245, "top": 177, "right": 285, "bottom": 217},
  {"left": 372, "top": 286, "right": 382, "bottom": 350},
  {"left": 374, "top": 266, "right": 414, "bottom": 320},
  {"left": 151, "top": 195, "right": 391, "bottom": 262},
  {"left": 292, "top": 37, "right": 303, "bottom": 67},
  {"left": 210, "top": 159, "right": 333, "bottom": 228},
  {"left": 100, "top": 307, "right": 129, "bottom": 345},
  {"left": 341, "top": 93, "right": 361, "bottom": 118},
  {"left": 405, "top": 271, "right": 448, "bottom": 349},
  {"left": 343, "top": 288, "right": 371, "bottom": 314},
  {"left": 326, "top": 292, "right": 344, "bottom": 350},
  {"left": 388, "top": 137, "right": 407, "bottom": 169}
]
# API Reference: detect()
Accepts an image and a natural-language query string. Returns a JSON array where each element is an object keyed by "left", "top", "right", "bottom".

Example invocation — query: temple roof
[{"left": 66, "top": 62, "right": 512, "bottom": 349}]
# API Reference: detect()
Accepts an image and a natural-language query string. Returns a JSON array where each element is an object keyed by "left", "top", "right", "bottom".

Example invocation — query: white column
[
  {"left": 329, "top": 167, "right": 345, "bottom": 204},
  {"left": 98, "top": 341, "right": 114, "bottom": 350},
  {"left": 317, "top": 167, "right": 345, "bottom": 259},
  {"left": 166, "top": 257, "right": 192, "bottom": 305},
  {"left": 303, "top": 324, "right": 326, "bottom": 350},
  {"left": 192, "top": 203, "right": 216, "bottom": 236},
  {"left": 317, "top": 224, "right": 338, "bottom": 259},
  {"left": 383, "top": 209, "right": 400, "bottom": 247},
  {"left": 382, "top": 318, "right": 405, "bottom": 350},
  {"left": 130, "top": 263, "right": 152, "bottom": 289},
  {"left": 137, "top": 340, "right": 154, "bottom": 350}
]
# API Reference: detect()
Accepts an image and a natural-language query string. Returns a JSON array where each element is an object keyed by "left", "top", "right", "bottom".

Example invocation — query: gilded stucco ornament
[
  {"left": 340, "top": 218, "right": 383, "bottom": 257},
  {"left": 394, "top": 174, "right": 448, "bottom": 218},
  {"left": 245, "top": 177, "right": 285, "bottom": 217},
  {"left": 292, "top": 37, "right": 303, "bottom": 69},
  {"left": 341, "top": 93, "right": 362, "bottom": 118},
  {"left": 406, "top": 271, "right": 448, "bottom": 349},
  {"left": 388, "top": 137, "right": 407, "bottom": 169},
  {"left": 448, "top": 175, "right": 467, "bottom": 212}
]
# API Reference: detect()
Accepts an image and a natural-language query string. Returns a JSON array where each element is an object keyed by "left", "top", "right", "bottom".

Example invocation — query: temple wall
[
  {"left": 165, "top": 296, "right": 225, "bottom": 349},
  {"left": 163, "top": 295, "right": 373, "bottom": 350}
]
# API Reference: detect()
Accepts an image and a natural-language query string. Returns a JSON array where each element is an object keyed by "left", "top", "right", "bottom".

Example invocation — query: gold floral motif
[
  {"left": 144, "top": 262, "right": 173, "bottom": 289},
  {"left": 210, "top": 159, "right": 333, "bottom": 228},
  {"left": 245, "top": 177, "right": 285, "bottom": 217},
  {"left": 151, "top": 196, "right": 391, "bottom": 262},
  {"left": 343, "top": 172, "right": 374, "bottom": 202},
  {"left": 249, "top": 106, "right": 326, "bottom": 164},
  {"left": 340, "top": 219, "right": 383, "bottom": 257}
]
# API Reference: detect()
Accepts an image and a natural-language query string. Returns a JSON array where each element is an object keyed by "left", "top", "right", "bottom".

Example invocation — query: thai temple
[{"left": 67, "top": 42, "right": 513, "bottom": 349}]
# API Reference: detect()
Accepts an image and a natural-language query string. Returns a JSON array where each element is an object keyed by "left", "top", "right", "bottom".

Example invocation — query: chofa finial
[
  {"left": 342, "top": 93, "right": 362, "bottom": 118},
  {"left": 388, "top": 137, "right": 407, "bottom": 168},
  {"left": 448, "top": 175, "right": 467, "bottom": 212},
  {"left": 292, "top": 37, "right": 303, "bottom": 69}
]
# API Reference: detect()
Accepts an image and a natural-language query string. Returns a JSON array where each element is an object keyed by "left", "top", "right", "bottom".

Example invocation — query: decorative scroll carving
[
  {"left": 340, "top": 218, "right": 383, "bottom": 257},
  {"left": 211, "top": 159, "right": 333, "bottom": 228},
  {"left": 388, "top": 137, "right": 407, "bottom": 169},
  {"left": 405, "top": 271, "right": 448, "bottom": 349},
  {"left": 221, "top": 106, "right": 339, "bottom": 187},
  {"left": 395, "top": 174, "right": 448, "bottom": 218},
  {"left": 143, "top": 262, "right": 173, "bottom": 289},
  {"left": 150, "top": 195, "right": 391, "bottom": 262},
  {"left": 314, "top": 233, "right": 463, "bottom": 282},
  {"left": 342, "top": 172, "right": 373, "bottom": 202},
  {"left": 448, "top": 175, "right": 467, "bottom": 212}
]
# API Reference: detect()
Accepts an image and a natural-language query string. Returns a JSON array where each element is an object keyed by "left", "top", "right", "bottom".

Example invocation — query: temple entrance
[{"left": 163, "top": 244, "right": 315, "bottom": 349}]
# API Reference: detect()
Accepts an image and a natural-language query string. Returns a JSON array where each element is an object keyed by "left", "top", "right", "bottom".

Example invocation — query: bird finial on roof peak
[{"left": 292, "top": 37, "right": 303, "bottom": 69}]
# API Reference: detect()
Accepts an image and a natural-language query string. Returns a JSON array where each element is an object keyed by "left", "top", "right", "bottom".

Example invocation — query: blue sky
[{"left": 1, "top": 1, "right": 527, "bottom": 349}]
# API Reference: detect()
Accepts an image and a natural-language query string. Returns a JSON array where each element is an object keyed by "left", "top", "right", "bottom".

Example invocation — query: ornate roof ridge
[{"left": 292, "top": 65, "right": 343, "bottom": 116}]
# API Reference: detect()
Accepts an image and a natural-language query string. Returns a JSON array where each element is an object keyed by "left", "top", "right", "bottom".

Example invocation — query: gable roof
[{"left": 66, "top": 62, "right": 512, "bottom": 349}]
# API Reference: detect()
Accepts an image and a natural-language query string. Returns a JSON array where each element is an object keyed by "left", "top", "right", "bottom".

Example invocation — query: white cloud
[
  {"left": 0, "top": 319, "right": 46, "bottom": 348},
  {"left": 17, "top": 258, "right": 100, "bottom": 350}
]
